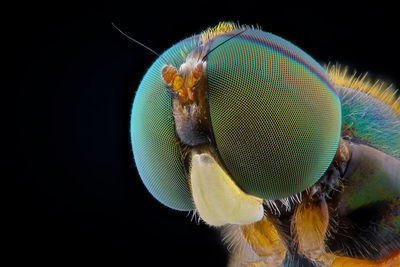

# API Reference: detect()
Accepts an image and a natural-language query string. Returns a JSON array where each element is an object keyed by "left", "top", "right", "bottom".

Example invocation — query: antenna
[
  {"left": 202, "top": 28, "right": 247, "bottom": 60},
  {"left": 112, "top": 23, "right": 169, "bottom": 65}
]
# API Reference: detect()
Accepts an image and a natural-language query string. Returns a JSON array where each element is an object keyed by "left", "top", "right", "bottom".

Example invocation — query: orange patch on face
[
  {"left": 161, "top": 65, "right": 178, "bottom": 86},
  {"left": 162, "top": 63, "right": 204, "bottom": 104},
  {"left": 172, "top": 75, "right": 184, "bottom": 90},
  {"left": 162, "top": 65, "right": 187, "bottom": 102}
]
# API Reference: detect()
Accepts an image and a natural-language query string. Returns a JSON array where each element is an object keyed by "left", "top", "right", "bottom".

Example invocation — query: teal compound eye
[
  {"left": 130, "top": 24, "right": 342, "bottom": 211},
  {"left": 130, "top": 38, "right": 198, "bottom": 211}
]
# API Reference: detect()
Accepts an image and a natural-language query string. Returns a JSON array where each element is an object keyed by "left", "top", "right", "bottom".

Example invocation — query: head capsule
[{"left": 131, "top": 23, "right": 341, "bottom": 210}]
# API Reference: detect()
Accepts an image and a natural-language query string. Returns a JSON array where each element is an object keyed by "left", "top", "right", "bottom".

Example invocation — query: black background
[{"left": 6, "top": 2, "right": 399, "bottom": 266}]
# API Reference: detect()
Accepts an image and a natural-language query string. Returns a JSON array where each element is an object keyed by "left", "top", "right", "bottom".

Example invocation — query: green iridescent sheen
[
  {"left": 131, "top": 29, "right": 342, "bottom": 209},
  {"left": 338, "top": 88, "right": 400, "bottom": 159},
  {"left": 131, "top": 37, "right": 198, "bottom": 211},
  {"left": 206, "top": 30, "right": 341, "bottom": 199}
]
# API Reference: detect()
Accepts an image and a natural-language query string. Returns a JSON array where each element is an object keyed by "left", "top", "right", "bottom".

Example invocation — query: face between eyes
[
  {"left": 162, "top": 61, "right": 204, "bottom": 104},
  {"left": 131, "top": 25, "right": 341, "bottom": 226}
]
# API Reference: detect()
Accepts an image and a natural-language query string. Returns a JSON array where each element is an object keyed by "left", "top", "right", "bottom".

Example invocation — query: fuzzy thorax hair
[{"left": 326, "top": 64, "right": 400, "bottom": 159}]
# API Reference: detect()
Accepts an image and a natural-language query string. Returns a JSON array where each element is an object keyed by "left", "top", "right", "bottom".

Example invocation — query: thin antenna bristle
[
  {"left": 111, "top": 23, "right": 169, "bottom": 65},
  {"left": 202, "top": 28, "right": 247, "bottom": 61}
]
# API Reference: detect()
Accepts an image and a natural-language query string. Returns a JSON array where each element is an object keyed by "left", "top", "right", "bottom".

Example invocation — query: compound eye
[
  {"left": 205, "top": 30, "right": 341, "bottom": 199},
  {"left": 131, "top": 38, "right": 198, "bottom": 211},
  {"left": 131, "top": 28, "right": 342, "bottom": 211}
]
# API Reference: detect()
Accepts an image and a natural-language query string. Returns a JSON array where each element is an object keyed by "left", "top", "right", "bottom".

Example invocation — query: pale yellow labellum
[{"left": 190, "top": 152, "right": 264, "bottom": 226}]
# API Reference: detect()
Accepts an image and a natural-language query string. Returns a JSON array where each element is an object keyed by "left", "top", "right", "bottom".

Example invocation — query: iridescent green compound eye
[
  {"left": 206, "top": 31, "right": 341, "bottom": 199},
  {"left": 131, "top": 27, "right": 341, "bottom": 210},
  {"left": 131, "top": 38, "right": 198, "bottom": 211}
]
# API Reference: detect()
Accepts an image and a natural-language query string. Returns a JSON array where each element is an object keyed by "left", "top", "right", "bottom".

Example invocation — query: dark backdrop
[{"left": 6, "top": 2, "right": 399, "bottom": 266}]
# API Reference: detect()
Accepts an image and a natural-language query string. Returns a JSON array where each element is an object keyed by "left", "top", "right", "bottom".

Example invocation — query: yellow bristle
[
  {"left": 325, "top": 64, "right": 400, "bottom": 116},
  {"left": 200, "top": 22, "right": 239, "bottom": 45}
]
